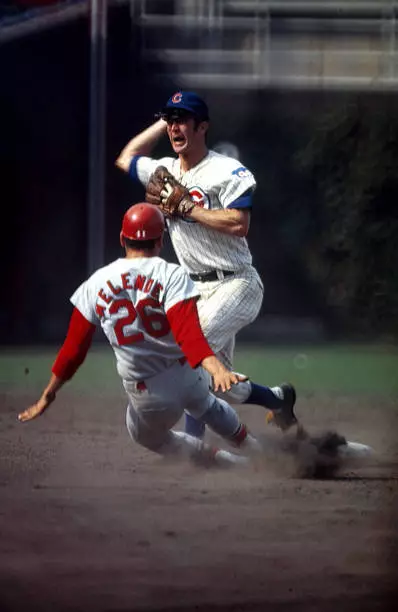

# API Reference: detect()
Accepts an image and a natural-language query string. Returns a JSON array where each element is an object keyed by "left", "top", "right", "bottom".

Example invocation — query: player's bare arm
[
  {"left": 188, "top": 206, "right": 250, "bottom": 237},
  {"left": 18, "top": 374, "right": 63, "bottom": 422},
  {"left": 201, "top": 356, "right": 247, "bottom": 393},
  {"left": 145, "top": 168, "right": 251, "bottom": 235},
  {"left": 115, "top": 119, "right": 167, "bottom": 172},
  {"left": 18, "top": 308, "right": 96, "bottom": 423}
]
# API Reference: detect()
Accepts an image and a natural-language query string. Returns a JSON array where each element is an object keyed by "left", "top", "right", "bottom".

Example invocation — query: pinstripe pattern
[
  {"left": 195, "top": 266, "right": 264, "bottom": 368},
  {"left": 136, "top": 151, "right": 256, "bottom": 274},
  {"left": 134, "top": 150, "right": 264, "bottom": 372}
]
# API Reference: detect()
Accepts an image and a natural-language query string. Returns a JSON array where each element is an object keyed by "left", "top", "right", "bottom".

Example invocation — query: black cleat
[{"left": 266, "top": 383, "right": 298, "bottom": 432}]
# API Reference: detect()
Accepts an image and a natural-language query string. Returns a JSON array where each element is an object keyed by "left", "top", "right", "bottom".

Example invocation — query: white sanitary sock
[{"left": 171, "top": 430, "right": 249, "bottom": 467}]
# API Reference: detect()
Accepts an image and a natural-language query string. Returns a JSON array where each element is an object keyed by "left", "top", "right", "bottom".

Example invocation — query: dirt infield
[{"left": 1, "top": 391, "right": 398, "bottom": 612}]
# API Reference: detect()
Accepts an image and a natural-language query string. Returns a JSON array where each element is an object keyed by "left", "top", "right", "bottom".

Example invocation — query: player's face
[{"left": 166, "top": 112, "right": 206, "bottom": 155}]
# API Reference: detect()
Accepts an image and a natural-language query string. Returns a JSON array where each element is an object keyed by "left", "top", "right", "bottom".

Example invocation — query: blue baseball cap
[{"left": 162, "top": 91, "right": 209, "bottom": 121}]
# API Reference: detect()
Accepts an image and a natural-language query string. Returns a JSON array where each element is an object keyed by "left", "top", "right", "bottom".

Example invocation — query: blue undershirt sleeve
[{"left": 226, "top": 191, "right": 253, "bottom": 210}]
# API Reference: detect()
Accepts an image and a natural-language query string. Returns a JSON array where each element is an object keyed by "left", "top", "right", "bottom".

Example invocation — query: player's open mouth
[{"left": 172, "top": 135, "right": 188, "bottom": 151}]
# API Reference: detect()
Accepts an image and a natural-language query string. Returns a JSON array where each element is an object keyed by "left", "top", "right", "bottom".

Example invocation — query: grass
[
  {"left": 233, "top": 344, "right": 398, "bottom": 396},
  {"left": 1, "top": 343, "right": 397, "bottom": 397}
]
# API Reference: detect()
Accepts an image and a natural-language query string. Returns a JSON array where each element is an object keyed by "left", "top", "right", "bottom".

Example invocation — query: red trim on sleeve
[
  {"left": 52, "top": 308, "right": 96, "bottom": 381},
  {"left": 166, "top": 298, "right": 214, "bottom": 368}
]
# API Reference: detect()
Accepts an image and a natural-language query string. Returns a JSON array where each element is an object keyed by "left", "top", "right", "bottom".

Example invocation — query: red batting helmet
[{"left": 120, "top": 203, "right": 165, "bottom": 242}]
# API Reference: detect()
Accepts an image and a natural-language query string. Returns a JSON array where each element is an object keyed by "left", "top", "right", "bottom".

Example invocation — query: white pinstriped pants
[{"left": 195, "top": 265, "right": 264, "bottom": 369}]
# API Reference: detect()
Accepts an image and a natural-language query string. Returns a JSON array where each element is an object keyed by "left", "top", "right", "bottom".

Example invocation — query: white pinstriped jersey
[
  {"left": 130, "top": 150, "right": 256, "bottom": 274},
  {"left": 70, "top": 257, "right": 198, "bottom": 381}
]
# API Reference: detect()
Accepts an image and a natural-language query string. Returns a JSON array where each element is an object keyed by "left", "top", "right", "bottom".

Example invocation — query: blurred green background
[{"left": 2, "top": 345, "right": 397, "bottom": 397}]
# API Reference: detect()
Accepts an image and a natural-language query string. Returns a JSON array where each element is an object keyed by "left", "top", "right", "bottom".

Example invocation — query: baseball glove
[{"left": 145, "top": 166, "right": 195, "bottom": 218}]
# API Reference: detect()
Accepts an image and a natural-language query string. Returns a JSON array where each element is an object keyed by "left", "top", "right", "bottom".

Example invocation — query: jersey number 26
[{"left": 109, "top": 297, "right": 170, "bottom": 346}]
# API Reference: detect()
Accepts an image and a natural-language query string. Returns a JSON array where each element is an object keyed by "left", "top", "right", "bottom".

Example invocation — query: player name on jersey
[{"left": 95, "top": 273, "right": 163, "bottom": 319}]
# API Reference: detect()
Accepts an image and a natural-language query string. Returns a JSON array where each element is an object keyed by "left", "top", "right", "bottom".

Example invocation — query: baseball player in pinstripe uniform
[
  {"left": 116, "top": 91, "right": 298, "bottom": 438},
  {"left": 18, "top": 203, "right": 262, "bottom": 468}
]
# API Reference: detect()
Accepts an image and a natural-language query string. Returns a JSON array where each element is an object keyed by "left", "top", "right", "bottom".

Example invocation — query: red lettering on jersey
[
  {"left": 107, "top": 280, "right": 122, "bottom": 295},
  {"left": 95, "top": 303, "right": 106, "bottom": 319},
  {"left": 134, "top": 275, "right": 146, "bottom": 291},
  {"left": 98, "top": 288, "right": 112, "bottom": 304},
  {"left": 144, "top": 278, "right": 154, "bottom": 293},
  {"left": 151, "top": 282, "right": 163, "bottom": 301},
  {"left": 121, "top": 272, "right": 132, "bottom": 290}
]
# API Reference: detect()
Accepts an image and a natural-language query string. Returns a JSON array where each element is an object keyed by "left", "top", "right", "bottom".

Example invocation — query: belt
[{"left": 189, "top": 270, "right": 234, "bottom": 282}]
